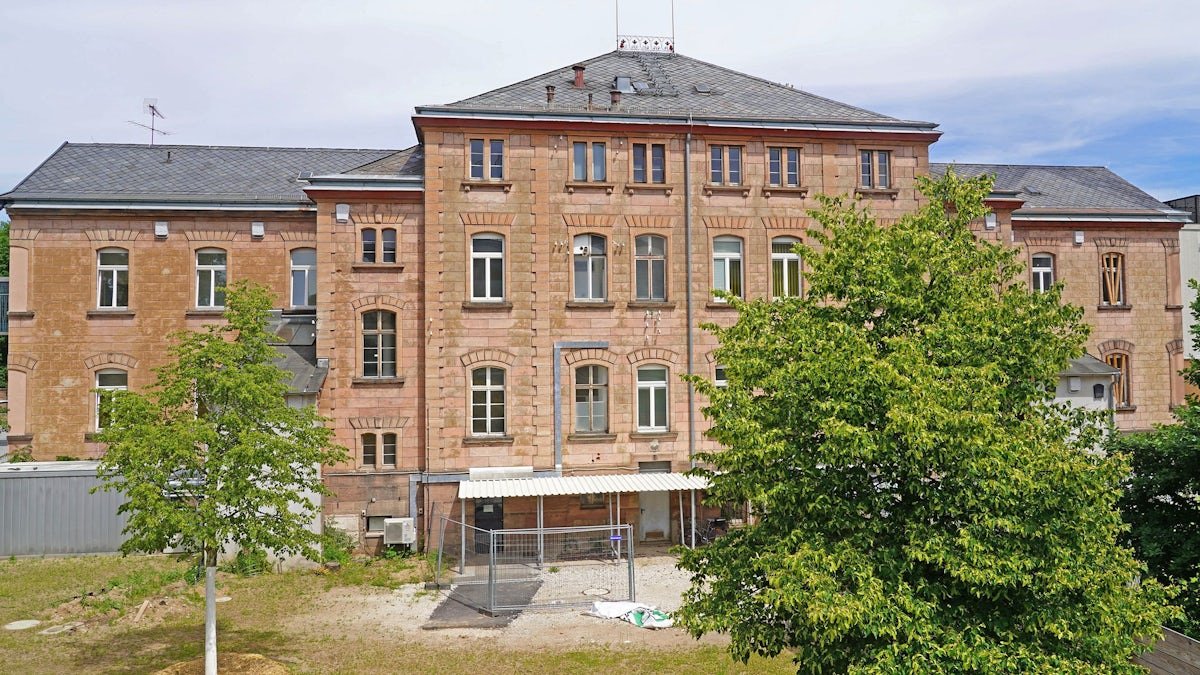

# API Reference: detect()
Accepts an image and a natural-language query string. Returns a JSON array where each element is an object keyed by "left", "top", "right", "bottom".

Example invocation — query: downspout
[
  {"left": 685, "top": 125, "right": 697, "bottom": 548},
  {"left": 553, "top": 340, "right": 609, "bottom": 474}
]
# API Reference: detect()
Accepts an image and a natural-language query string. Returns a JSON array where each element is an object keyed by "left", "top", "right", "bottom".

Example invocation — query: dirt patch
[
  {"left": 43, "top": 579, "right": 195, "bottom": 632},
  {"left": 286, "top": 553, "right": 727, "bottom": 650},
  {"left": 156, "top": 653, "right": 289, "bottom": 674}
]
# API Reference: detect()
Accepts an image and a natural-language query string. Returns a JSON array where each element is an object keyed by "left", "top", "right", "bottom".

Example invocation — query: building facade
[{"left": 1, "top": 49, "right": 1188, "bottom": 547}]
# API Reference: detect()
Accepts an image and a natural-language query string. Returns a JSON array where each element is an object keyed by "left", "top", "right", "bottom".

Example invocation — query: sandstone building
[{"left": 1, "top": 48, "right": 1189, "bottom": 547}]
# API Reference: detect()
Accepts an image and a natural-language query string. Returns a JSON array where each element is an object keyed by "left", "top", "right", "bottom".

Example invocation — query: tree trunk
[{"left": 204, "top": 547, "right": 217, "bottom": 675}]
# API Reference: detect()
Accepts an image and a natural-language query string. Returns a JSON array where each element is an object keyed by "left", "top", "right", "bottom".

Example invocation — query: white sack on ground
[{"left": 589, "top": 601, "right": 674, "bottom": 628}]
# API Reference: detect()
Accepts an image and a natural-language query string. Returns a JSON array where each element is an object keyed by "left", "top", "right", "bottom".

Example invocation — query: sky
[{"left": 2, "top": 0, "right": 1199, "bottom": 203}]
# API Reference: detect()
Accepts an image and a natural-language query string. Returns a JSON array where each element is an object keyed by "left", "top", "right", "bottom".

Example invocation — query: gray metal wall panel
[{"left": 0, "top": 472, "right": 128, "bottom": 556}]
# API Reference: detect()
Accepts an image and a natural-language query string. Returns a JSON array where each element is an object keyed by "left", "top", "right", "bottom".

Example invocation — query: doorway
[
  {"left": 473, "top": 497, "right": 504, "bottom": 553},
  {"left": 638, "top": 461, "right": 671, "bottom": 541}
]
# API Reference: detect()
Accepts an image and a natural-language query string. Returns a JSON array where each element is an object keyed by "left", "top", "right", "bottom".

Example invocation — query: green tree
[
  {"left": 677, "top": 172, "right": 1174, "bottom": 673},
  {"left": 94, "top": 281, "right": 346, "bottom": 674},
  {"left": 1113, "top": 282, "right": 1200, "bottom": 638}
]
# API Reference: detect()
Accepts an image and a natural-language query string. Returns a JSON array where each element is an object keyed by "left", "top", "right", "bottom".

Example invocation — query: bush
[
  {"left": 319, "top": 521, "right": 355, "bottom": 565},
  {"left": 220, "top": 548, "right": 269, "bottom": 577}
]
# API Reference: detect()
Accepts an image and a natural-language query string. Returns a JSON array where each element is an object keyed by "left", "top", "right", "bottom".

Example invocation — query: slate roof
[
  {"left": 420, "top": 50, "right": 937, "bottom": 129},
  {"left": 1062, "top": 354, "right": 1120, "bottom": 377},
  {"left": 345, "top": 145, "right": 423, "bottom": 176},
  {"left": 0, "top": 143, "right": 400, "bottom": 206},
  {"left": 930, "top": 163, "right": 1180, "bottom": 217}
]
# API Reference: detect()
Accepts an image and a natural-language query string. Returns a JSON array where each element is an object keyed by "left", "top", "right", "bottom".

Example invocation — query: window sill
[
  {"left": 625, "top": 184, "right": 672, "bottom": 196},
  {"left": 568, "top": 433, "right": 617, "bottom": 443},
  {"left": 1166, "top": 304, "right": 1184, "bottom": 310},
  {"left": 7, "top": 434, "right": 33, "bottom": 444},
  {"left": 185, "top": 309, "right": 225, "bottom": 318},
  {"left": 565, "top": 301, "right": 615, "bottom": 310},
  {"left": 565, "top": 181, "right": 616, "bottom": 194},
  {"left": 87, "top": 310, "right": 135, "bottom": 319},
  {"left": 626, "top": 301, "right": 675, "bottom": 310},
  {"left": 703, "top": 184, "right": 750, "bottom": 197},
  {"left": 463, "top": 435, "right": 514, "bottom": 446},
  {"left": 351, "top": 263, "right": 404, "bottom": 272},
  {"left": 462, "top": 301, "right": 513, "bottom": 311},
  {"left": 630, "top": 431, "right": 678, "bottom": 441},
  {"left": 461, "top": 180, "right": 512, "bottom": 193},
  {"left": 705, "top": 301, "right": 740, "bottom": 310},
  {"left": 7, "top": 311, "right": 34, "bottom": 320},
  {"left": 351, "top": 376, "right": 405, "bottom": 387},
  {"left": 283, "top": 307, "right": 317, "bottom": 316},
  {"left": 761, "top": 186, "right": 808, "bottom": 198},
  {"left": 856, "top": 188, "right": 899, "bottom": 199},
  {"left": 1097, "top": 304, "right": 1132, "bottom": 312},
  {"left": 1115, "top": 405, "right": 1137, "bottom": 413}
]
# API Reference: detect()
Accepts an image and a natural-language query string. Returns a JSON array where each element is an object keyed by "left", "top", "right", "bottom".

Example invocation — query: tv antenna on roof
[{"left": 127, "top": 98, "right": 172, "bottom": 145}]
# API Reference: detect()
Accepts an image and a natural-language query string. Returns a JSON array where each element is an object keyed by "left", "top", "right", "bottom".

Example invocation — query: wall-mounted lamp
[
  {"left": 1074, "top": 230, "right": 1085, "bottom": 245},
  {"left": 250, "top": 221, "right": 265, "bottom": 239},
  {"left": 984, "top": 213, "right": 997, "bottom": 230},
  {"left": 335, "top": 204, "right": 350, "bottom": 223},
  {"left": 154, "top": 221, "right": 169, "bottom": 239}
]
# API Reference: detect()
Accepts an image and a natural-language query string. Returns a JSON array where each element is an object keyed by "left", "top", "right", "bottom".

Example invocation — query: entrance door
[
  {"left": 473, "top": 497, "right": 503, "bottom": 553},
  {"left": 639, "top": 490, "right": 669, "bottom": 541}
]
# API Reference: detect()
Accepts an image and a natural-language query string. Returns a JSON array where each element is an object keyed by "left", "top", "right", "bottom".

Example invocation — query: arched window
[
  {"left": 361, "top": 310, "right": 397, "bottom": 378},
  {"left": 1105, "top": 352, "right": 1131, "bottom": 408},
  {"left": 574, "top": 365, "right": 609, "bottom": 433},
  {"left": 96, "top": 368, "right": 128, "bottom": 431},
  {"left": 471, "top": 234, "right": 505, "bottom": 301},
  {"left": 195, "top": 248, "right": 227, "bottom": 308},
  {"left": 1031, "top": 253, "right": 1055, "bottom": 293},
  {"left": 471, "top": 367, "right": 506, "bottom": 436},
  {"left": 290, "top": 248, "right": 317, "bottom": 308},
  {"left": 636, "top": 365, "right": 669, "bottom": 432},
  {"left": 573, "top": 234, "right": 607, "bottom": 301},
  {"left": 712, "top": 236, "right": 743, "bottom": 301},
  {"left": 97, "top": 248, "right": 129, "bottom": 309},
  {"left": 634, "top": 235, "right": 667, "bottom": 302},
  {"left": 361, "top": 228, "right": 376, "bottom": 262},
  {"left": 381, "top": 228, "right": 397, "bottom": 263},
  {"left": 771, "top": 237, "right": 801, "bottom": 299}
]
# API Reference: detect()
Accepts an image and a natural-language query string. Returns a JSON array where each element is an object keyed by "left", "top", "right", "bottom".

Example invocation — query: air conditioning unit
[{"left": 383, "top": 517, "right": 416, "bottom": 546}]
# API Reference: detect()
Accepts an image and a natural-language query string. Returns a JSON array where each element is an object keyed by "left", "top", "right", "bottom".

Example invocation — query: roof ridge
[
  {"left": 933, "top": 161, "right": 1109, "bottom": 170},
  {"left": 60, "top": 141, "right": 400, "bottom": 153}
]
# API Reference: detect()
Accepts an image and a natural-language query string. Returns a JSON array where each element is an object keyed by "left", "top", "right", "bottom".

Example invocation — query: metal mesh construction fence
[{"left": 434, "top": 515, "right": 635, "bottom": 615}]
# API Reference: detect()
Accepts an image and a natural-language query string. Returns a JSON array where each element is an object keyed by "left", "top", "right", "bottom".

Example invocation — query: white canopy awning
[{"left": 457, "top": 472, "right": 709, "bottom": 500}]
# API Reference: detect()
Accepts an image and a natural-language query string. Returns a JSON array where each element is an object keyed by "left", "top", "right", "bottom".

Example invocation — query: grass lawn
[{"left": 0, "top": 554, "right": 794, "bottom": 674}]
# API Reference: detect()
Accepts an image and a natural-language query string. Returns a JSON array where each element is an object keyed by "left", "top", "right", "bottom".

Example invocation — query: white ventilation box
[{"left": 383, "top": 517, "right": 416, "bottom": 546}]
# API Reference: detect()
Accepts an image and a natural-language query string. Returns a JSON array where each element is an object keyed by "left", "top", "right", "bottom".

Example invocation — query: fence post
[
  {"left": 460, "top": 498, "right": 467, "bottom": 575},
  {"left": 488, "top": 529, "right": 497, "bottom": 614},
  {"left": 626, "top": 524, "right": 636, "bottom": 602}
]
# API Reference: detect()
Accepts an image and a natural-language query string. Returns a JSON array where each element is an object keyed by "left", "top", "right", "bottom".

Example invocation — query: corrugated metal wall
[{"left": 0, "top": 463, "right": 129, "bottom": 556}]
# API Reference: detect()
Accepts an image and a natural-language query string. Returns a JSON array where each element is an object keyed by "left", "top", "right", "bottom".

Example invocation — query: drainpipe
[
  {"left": 553, "top": 340, "right": 609, "bottom": 474},
  {"left": 684, "top": 126, "right": 697, "bottom": 548}
]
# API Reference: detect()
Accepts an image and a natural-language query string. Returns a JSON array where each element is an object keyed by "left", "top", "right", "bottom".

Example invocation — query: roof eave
[
  {"left": 302, "top": 174, "right": 425, "bottom": 192},
  {"left": 1, "top": 197, "right": 315, "bottom": 212},
  {"left": 1013, "top": 210, "right": 1190, "bottom": 224}
]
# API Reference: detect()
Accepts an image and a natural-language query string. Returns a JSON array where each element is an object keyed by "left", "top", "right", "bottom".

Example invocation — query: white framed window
[
  {"left": 632, "top": 143, "right": 666, "bottom": 184},
  {"left": 636, "top": 365, "right": 669, "bottom": 432},
  {"left": 710, "top": 145, "right": 742, "bottom": 185},
  {"left": 366, "top": 515, "right": 390, "bottom": 532},
  {"left": 575, "top": 365, "right": 609, "bottom": 433},
  {"left": 572, "top": 141, "right": 607, "bottom": 182},
  {"left": 634, "top": 235, "right": 667, "bottom": 302},
  {"left": 573, "top": 234, "right": 607, "bottom": 301},
  {"left": 95, "top": 368, "right": 128, "bottom": 431},
  {"left": 290, "top": 248, "right": 317, "bottom": 308},
  {"left": 1031, "top": 253, "right": 1055, "bottom": 293},
  {"left": 860, "top": 150, "right": 891, "bottom": 189},
  {"left": 362, "top": 310, "right": 397, "bottom": 378},
  {"left": 771, "top": 237, "right": 802, "bottom": 299},
  {"left": 471, "top": 233, "right": 505, "bottom": 301},
  {"left": 768, "top": 147, "right": 800, "bottom": 187},
  {"left": 97, "top": 248, "right": 129, "bottom": 309},
  {"left": 361, "top": 228, "right": 377, "bottom": 263},
  {"left": 195, "top": 248, "right": 227, "bottom": 309},
  {"left": 1101, "top": 252, "right": 1126, "bottom": 306},
  {"left": 382, "top": 228, "right": 397, "bottom": 263},
  {"left": 471, "top": 367, "right": 506, "bottom": 436},
  {"left": 360, "top": 432, "right": 397, "bottom": 469},
  {"left": 714, "top": 364, "right": 728, "bottom": 389},
  {"left": 361, "top": 433, "right": 377, "bottom": 467},
  {"left": 469, "top": 139, "right": 505, "bottom": 180},
  {"left": 712, "top": 236, "right": 743, "bottom": 301}
]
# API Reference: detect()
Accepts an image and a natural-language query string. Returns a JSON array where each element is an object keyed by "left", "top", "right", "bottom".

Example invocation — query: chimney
[
  {"left": 610, "top": 89, "right": 621, "bottom": 108},
  {"left": 545, "top": 84, "right": 555, "bottom": 104},
  {"left": 587, "top": 93, "right": 593, "bottom": 110},
  {"left": 572, "top": 64, "right": 586, "bottom": 88}
]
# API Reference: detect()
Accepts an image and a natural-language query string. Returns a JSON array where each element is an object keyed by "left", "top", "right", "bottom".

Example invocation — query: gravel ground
[{"left": 290, "top": 551, "right": 726, "bottom": 650}]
